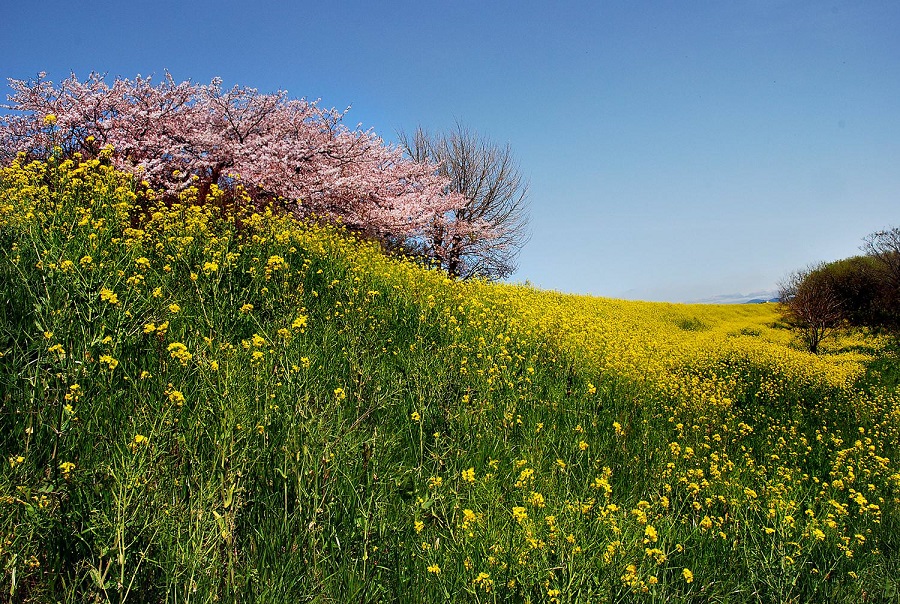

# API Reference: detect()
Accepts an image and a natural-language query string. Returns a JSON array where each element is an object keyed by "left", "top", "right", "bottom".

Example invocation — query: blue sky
[{"left": 2, "top": 1, "right": 898, "bottom": 301}]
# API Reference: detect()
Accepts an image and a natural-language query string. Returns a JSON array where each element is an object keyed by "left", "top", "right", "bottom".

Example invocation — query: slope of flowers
[
  {"left": 487, "top": 287, "right": 877, "bottom": 406},
  {"left": 1, "top": 158, "right": 898, "bottom": 603}
]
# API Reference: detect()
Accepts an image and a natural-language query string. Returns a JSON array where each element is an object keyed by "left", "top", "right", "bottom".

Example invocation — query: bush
[
  {"left": 824, "top": 256, "right": 886, "bottom": 327},
  {"left": 778, "top": 263, "right": 844, "bottom": 353}
]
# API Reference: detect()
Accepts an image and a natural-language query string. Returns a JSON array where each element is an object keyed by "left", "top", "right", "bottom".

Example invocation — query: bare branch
[
  {"left": 399, "top": 122, "right": 530, "bottom": 280},
  {"left": 778, "top": 263, "right": 844, "bottom": 354}
]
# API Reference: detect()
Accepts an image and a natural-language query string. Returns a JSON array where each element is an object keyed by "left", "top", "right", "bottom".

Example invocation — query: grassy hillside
[{"left": 1, "top": 157, "right": 899, "bottom": 603}]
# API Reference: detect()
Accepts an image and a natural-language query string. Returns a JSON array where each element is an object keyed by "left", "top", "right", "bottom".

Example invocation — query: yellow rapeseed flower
[
  {"left": 529, "top": 492, "right": 546, "bottom": 508},
  {"left": 99, "top": 287, "right": 119, "bottom": 305},
  {"left": 167, "top": 342, "right": 192, "bottom": 365},
  {"left": 512, "top": 506, "right": 528, "bottom": 523},
  {"left": 129, "top": 434, "right": 148, "bottom": 453}
]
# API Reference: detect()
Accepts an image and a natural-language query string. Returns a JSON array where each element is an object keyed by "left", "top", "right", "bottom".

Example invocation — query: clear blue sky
[{"left": 2, "top": 1, "right": 898, "bottom": 301}]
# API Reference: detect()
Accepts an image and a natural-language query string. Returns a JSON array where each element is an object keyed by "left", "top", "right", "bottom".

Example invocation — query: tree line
[{"left": 778, "top": 228, "right": 900, "bottom": 353}]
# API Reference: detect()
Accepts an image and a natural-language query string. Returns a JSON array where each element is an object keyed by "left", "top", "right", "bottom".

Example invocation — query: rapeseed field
[{"left": 1, "top": 157, "right": 898, "bottom": 602}]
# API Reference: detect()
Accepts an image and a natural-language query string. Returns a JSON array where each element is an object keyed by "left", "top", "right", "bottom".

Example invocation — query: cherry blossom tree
[{"left": 1, "top": 72, "right": 487, "bottom": 248}]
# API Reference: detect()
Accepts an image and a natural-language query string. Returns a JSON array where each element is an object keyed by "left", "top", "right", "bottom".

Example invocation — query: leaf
[{"left": 223, "top": 483, "right": 235, "bottom": 509}]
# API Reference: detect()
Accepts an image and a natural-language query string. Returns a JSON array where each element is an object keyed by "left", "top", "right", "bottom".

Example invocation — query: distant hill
[{"left": 689, "top": 290, "right": 779, "bottom": 304}]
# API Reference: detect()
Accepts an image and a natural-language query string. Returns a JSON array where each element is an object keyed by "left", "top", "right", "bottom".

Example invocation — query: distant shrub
[
  {"left": 779, "top": 228, "right": 900, "bottom": 351},
  {"left": 822, "top": 256, "right": 889, "bottom": 328},
  {"left": 778, "top": 263, "right": 844, "bottom": 354},
  {"left": 863, "top": 227, "right": 900, "bottom": 328},
  {"left": 676, "top": 317, "right": 706, "bottom": 331}
]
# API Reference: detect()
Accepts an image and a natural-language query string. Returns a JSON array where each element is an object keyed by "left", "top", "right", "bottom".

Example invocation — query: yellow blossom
[
  {"left": 529, "top": 491, "right": 546, "bottom": 508},
  {"left": 99, "top": 287, "right": 119, "bottom": 305},
  {"left": 129, "top": 434, "right": 149, "bottom": 453},
  {"left": 167, "top": 342, "right": 192, "bottom": 365}
]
